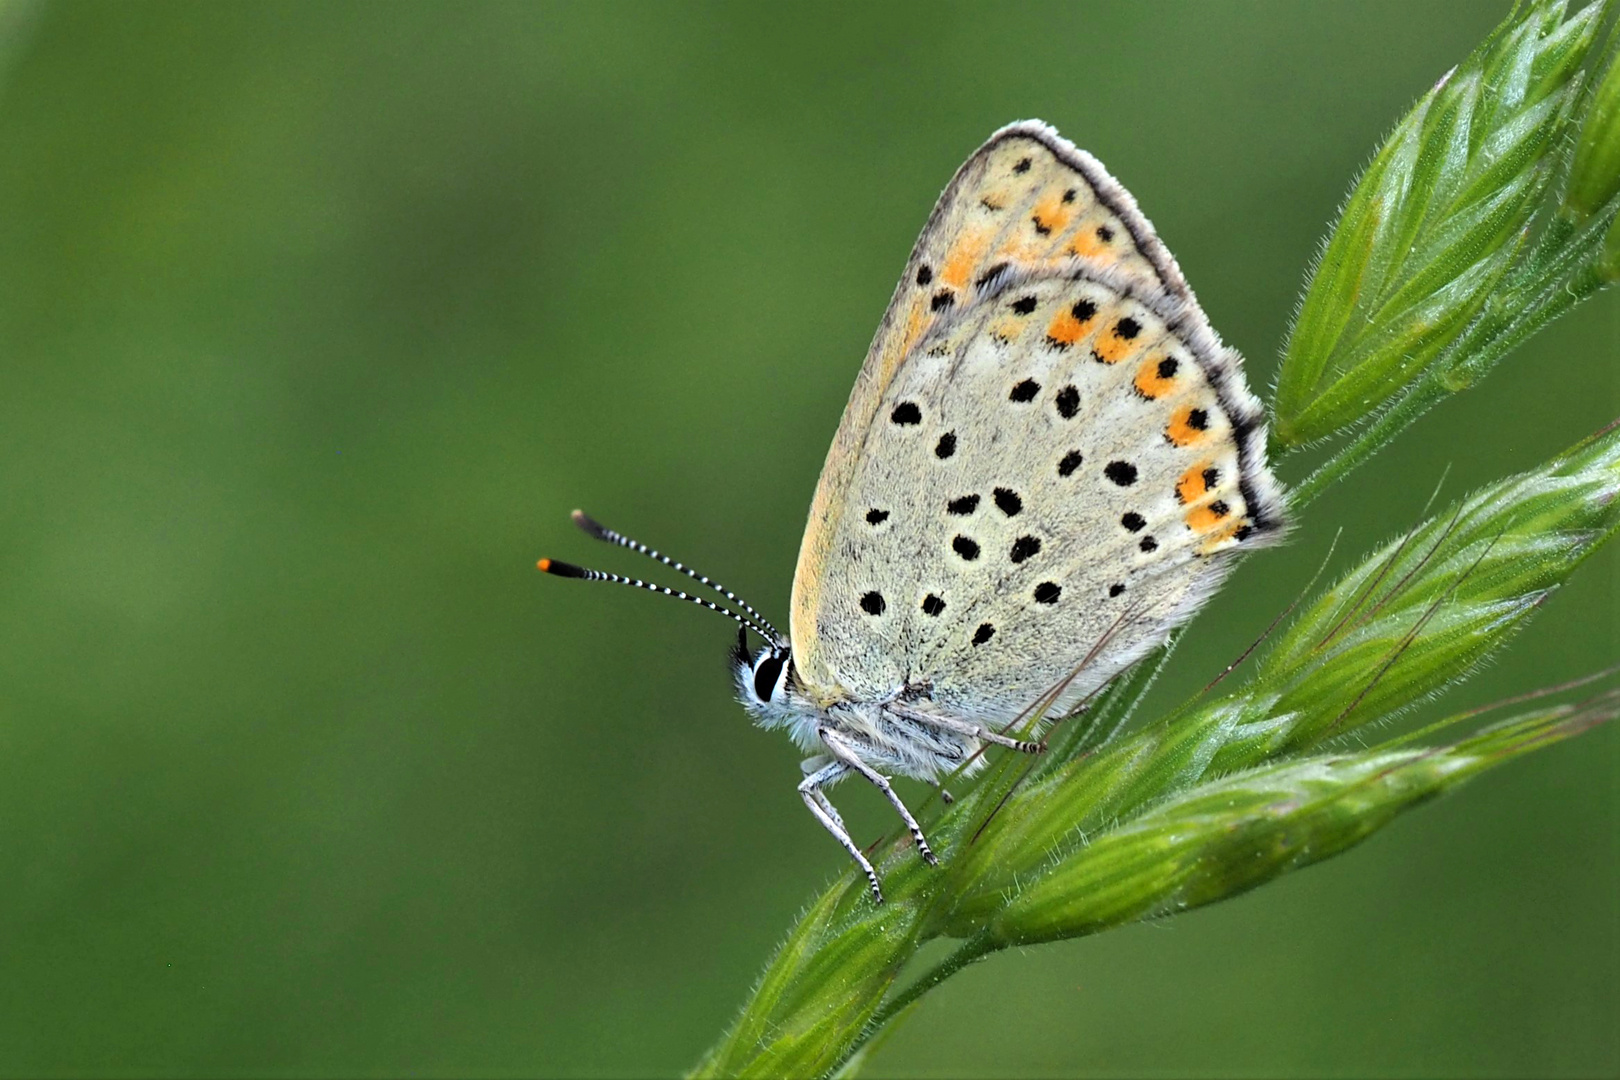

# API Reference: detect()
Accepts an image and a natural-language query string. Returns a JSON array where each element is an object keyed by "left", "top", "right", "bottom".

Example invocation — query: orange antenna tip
[
  {"left": 537, "top": 558, "right": 589, "bottom": 579},
  {"left": 537, "top": 558, "right": 552, "bottom": 572}
]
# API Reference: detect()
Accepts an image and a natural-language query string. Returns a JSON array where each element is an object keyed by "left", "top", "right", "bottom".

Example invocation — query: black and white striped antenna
[{"left": 538, "top": 510, "right": 784, "bottom": 646}]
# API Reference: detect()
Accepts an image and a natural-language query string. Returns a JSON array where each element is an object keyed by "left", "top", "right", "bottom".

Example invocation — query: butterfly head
[{"left": 730, "top": 628, "right": 801, "bottom": 723}]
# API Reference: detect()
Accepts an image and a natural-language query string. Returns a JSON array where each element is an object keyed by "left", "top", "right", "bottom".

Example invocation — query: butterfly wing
[{"left": 789, "top": 121, "right": 1284, "bottom": 715}]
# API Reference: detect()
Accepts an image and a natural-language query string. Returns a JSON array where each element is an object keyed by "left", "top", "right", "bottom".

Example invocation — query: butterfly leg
[
  {"left": 797, "top": 760, "right": 884, "bottom": 903},
  {"left": 799, "top": 756, "right": 847, "bottom": 833},
  {"left": 891, "top": 708, "right": 1045, "bottom": 755},
  {"left": 820, "top": 727, "right": 939, "bottom": 868}
]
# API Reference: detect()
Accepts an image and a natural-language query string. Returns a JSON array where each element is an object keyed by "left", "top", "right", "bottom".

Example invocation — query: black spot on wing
[
  {"left": 1105, "top": 461, "right": 1138, "bottom": 486},
  {"left": 1055, "top": 385, "right": 1080, "bottom": 419},
  {"left": 1009, "top": 535, "right": 1041, "bottom": 563}
]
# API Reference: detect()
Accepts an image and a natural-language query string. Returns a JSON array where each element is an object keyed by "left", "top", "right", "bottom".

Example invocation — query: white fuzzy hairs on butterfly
[
  {"left": 730, "top": 632, "right": 826, "bottom": 753},
  {"left": 732, "top": 642, "right": 1006, "bottom": 782}
]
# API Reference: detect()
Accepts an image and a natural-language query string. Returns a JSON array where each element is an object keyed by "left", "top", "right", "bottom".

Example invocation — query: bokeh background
[{"left": 1, "top": 2, "right": 1616, "bottom": 1076}]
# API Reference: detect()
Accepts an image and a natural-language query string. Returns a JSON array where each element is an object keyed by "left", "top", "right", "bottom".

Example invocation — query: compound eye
[{"left": 752, "top": 652, "right": 786, "bottom": 703}]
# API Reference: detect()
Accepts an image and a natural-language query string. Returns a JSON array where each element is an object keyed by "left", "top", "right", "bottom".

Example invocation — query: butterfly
[{"left": 540, "top": 120, "right": 1285, "bottom": 902}]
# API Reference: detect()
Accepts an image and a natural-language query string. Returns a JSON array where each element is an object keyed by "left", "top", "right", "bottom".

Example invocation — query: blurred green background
[{"left": 1, "top": 1, "right": 1615, "bottom": 1076}]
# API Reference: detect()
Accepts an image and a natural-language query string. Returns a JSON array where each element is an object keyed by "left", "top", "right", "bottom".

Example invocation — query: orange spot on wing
[
  {"left": 1177, "top": 463, "right": 1212, "bottom": 505},
  {"left": 941, "top": 229, "right": 992, "bottom": 289},
  {"left": 1030, "top": 190, "right": 1074, "bottom": 240},
  {"left": 1134, "top": 357, "right": 1177, "bottom": 399},
  {"left": 1090, "top": 330, "right": 1135, "bottom": 364},
  {"left": 1186, "top": 502, "right": 1232, "bottom": 532},
  {"left": 992, "top": 317, "right": 1027, "bottom": 343},
  {"left": 1069, "top": 218, "right": 1121, "bottom": 261},
  {"left": 1198, "top": 516, "right": 1248, "bottom": 553},
  {"left": 1166, "top": 404, "right": 1208, "bottom": 447},
  {"left": 1045, "top": 304, "right": 1093, "bottom": 348}
]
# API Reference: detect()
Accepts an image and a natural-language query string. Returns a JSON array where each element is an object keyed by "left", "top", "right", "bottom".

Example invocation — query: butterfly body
[{"left": 546, "top": 120, "right": 1284, "bottom": 902}]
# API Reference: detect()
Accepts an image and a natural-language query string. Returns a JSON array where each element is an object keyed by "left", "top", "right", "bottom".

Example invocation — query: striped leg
[
  {"left": 797, "top": 760, "right": 884, "bottom": 903},
  {"left": 799, "top": 755, "right": 848, "bottom": 832},
  {"left": 820, "top": 727, "right": 939, "bottom": 868},
  {"left": 890, "top": 706, "right": 1045, "bottom": 755}
]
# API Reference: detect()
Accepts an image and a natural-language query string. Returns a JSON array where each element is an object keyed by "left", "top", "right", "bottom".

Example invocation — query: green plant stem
[
  {"left": 831, "top": 935, "right": 999, "bottom": 1075},
  {"left": 1290, "top": 378, "right": 1451, "bottom": 511}
]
